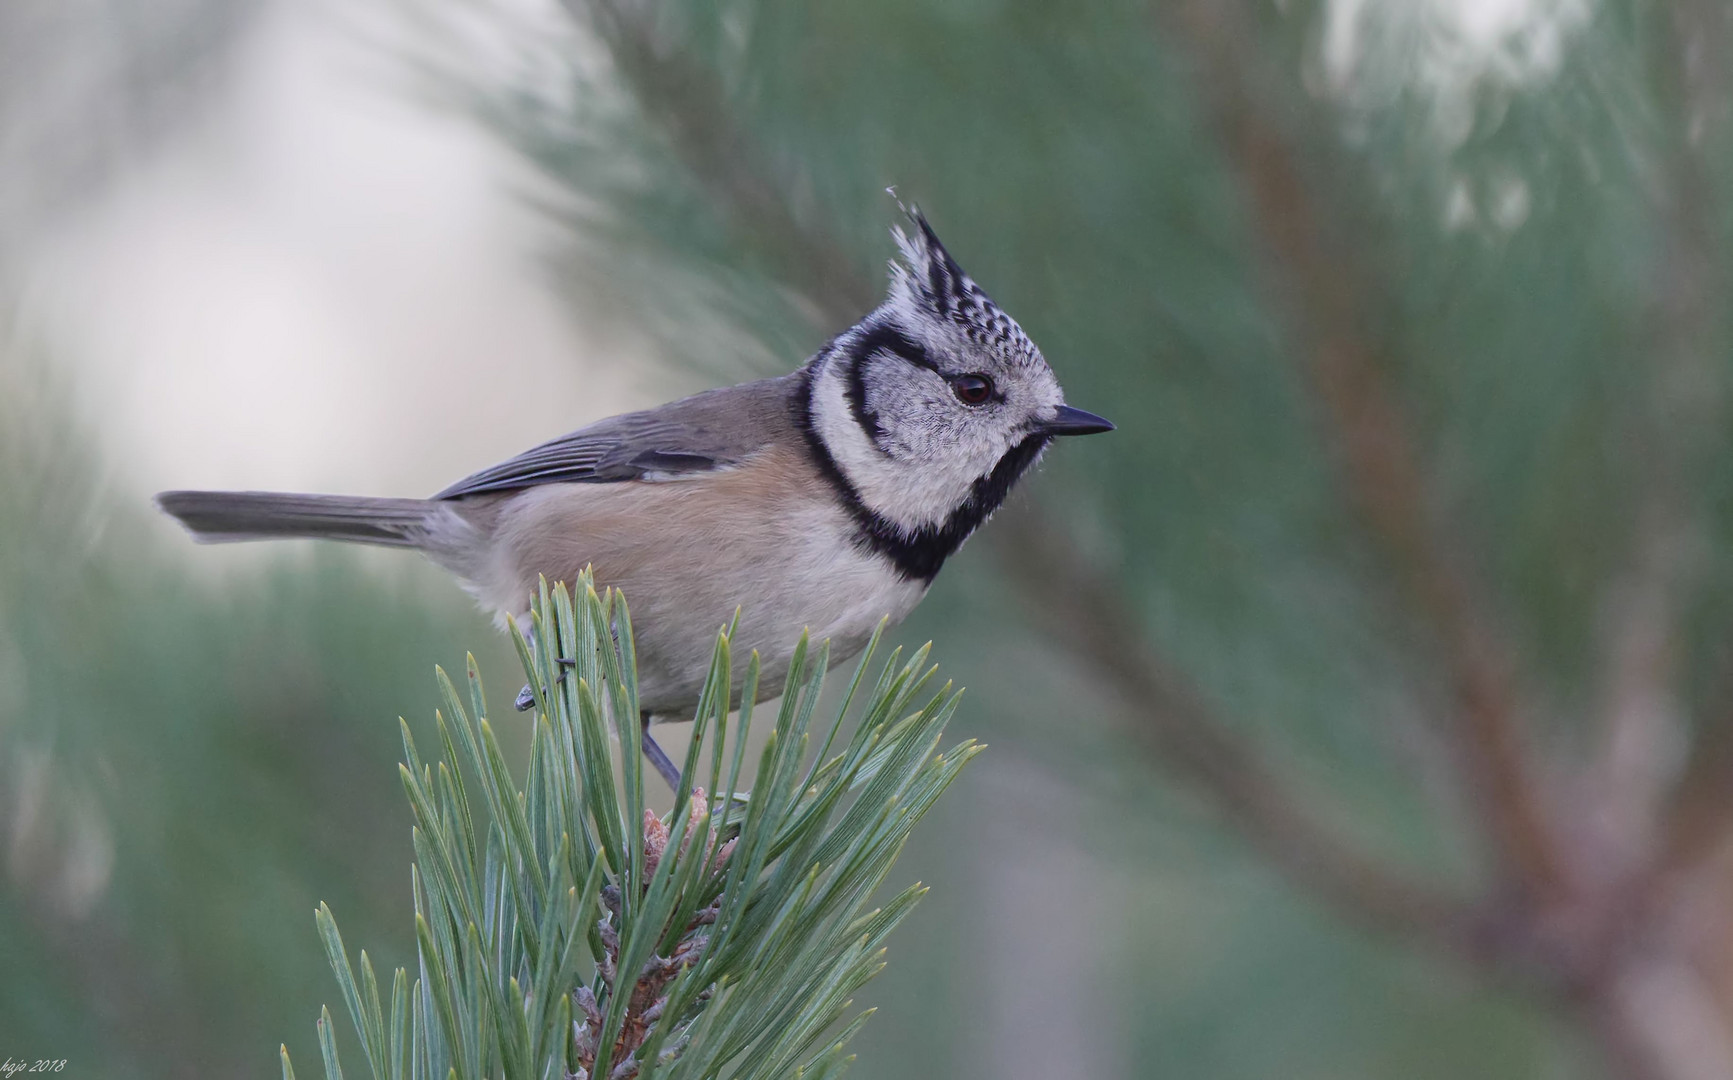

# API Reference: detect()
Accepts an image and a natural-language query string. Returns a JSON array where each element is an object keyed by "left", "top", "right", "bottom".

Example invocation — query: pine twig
[{"left": 294, "top": 577, "right": 977, "bottom": 1080}]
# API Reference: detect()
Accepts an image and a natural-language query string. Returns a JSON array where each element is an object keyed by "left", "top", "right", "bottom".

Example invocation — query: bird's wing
[{"left": 433, "top": 375, "right": 801, "bottom": 500}]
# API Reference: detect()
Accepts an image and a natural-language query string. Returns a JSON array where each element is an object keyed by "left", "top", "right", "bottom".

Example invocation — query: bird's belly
[
  {"left": 600, "top": 515, "right": 926, "bottom": 717},
  {"left": 479, "top": 466, "right": 928, "bottom": 719},
  {"left": 637, "top": 539, "right": 924, "bottom": 717}
]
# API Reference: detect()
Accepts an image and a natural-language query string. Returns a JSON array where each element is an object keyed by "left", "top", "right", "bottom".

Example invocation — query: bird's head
[{"left": 801, "top": 209, "right": 1111, "bottom": 576}]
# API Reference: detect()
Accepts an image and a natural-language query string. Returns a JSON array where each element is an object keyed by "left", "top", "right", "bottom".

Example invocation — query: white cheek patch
[{"left": 811, "top": 354, "right": 997, "bottom": 532}]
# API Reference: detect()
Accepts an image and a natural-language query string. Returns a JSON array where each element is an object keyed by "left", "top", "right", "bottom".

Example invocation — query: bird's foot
[
  {"left": 511, "top": 686, "right": 681, "bottom": 792},
  {"left": 513, "top": 657, "right": 580, "bottom": 712}
]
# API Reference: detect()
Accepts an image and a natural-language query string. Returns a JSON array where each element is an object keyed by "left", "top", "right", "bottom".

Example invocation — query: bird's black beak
[{"left": 1038, "top": 404, "right": 1115, "bottom": 436}]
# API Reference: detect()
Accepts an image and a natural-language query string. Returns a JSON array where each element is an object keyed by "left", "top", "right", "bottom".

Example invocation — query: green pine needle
[{"left": 285, "top": 572, "right": 980, "bottom": 1079}]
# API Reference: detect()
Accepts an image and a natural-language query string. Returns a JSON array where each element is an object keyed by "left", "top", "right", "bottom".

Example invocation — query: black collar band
[{"left": 794, "top": 357, "right": 1047, "bottom": 583}]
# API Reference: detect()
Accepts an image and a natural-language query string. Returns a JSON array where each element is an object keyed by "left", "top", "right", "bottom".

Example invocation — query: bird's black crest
[{"left": 889, "top": 205, "right": 1044, "bottom": 367}]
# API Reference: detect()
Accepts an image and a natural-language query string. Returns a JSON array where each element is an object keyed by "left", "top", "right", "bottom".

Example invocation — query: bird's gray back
[{"left": 434, "top": 375, "right": 806, "bottom": 499}]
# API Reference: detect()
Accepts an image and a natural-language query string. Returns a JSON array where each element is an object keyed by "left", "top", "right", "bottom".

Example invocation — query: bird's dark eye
[{"left": 951, "top": 373, "right": 994, "bottom": 406}]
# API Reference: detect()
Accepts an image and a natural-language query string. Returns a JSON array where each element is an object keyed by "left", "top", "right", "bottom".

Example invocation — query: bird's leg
[
  {"left": 512, "top": 655, "right": 582, "bottom": 714},
  {"left": 509, "top": 620, "right": 578, "bottom": 714},
  {"left": 509, "top": 626, "right": 675, "bottom": 789},
  {"left": 640, "top": 712, "right": 684, "bottom": 791},
  {"left": 515, "top": 664, "right": 681, "bottom": 791}
]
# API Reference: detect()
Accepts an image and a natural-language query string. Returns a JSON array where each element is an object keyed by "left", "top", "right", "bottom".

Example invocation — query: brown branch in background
[
  {"left": 1586, "top": 0, "right": 1732, "bottom": 899},
  {"left": 1647, "top": 673, "right": 1733, "bottom": 903},
  {"left": 1591, "top": 529, "right": 1692, "bottom": 871},
  {"left": 559, "top": 0, "right": 1484, "bottom": 951},
  {"left": 992, "top": 505, "right": 1490, "bottom": 952},
  {"left": 1159, "top": 0, "right": 1570, "bottom": 911},
  {"left": 1586, "top": 30, "right": 1733, "bottom": 1076},
  {"left": 1636, "top": 0, "right": 1733, "bottom": 907}
]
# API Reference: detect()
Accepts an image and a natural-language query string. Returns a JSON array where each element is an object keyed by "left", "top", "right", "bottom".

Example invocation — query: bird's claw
[{"left": 514, "top": 660, "right": 578, "bottom": 711}]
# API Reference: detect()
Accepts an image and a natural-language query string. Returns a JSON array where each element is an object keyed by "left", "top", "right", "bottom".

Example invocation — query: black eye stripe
[
  {"left": 846, "top": 323, "right": 995, "bottom": 421},
  {"left": 844, "top": 325, "right": 937, "bottom": 448},
  {"left": 844, "top": 351, "right": 886, "bottom": 446},
  {"left": 851, "top": 325, "right": 937, "bottom": 374}
]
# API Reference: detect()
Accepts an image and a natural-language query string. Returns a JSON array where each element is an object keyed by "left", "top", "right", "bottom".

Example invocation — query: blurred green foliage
[
  {"left": 0, "top": 341, "right": 517, "bottom": 1075},
  {"left": 5, "top": 0, "right": 1733, "bottom": 1077}
]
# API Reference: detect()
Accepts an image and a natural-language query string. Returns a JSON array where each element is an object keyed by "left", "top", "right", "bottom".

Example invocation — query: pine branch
[{"left": 285, "top": 573, "right": 979, "bottom": 1080}]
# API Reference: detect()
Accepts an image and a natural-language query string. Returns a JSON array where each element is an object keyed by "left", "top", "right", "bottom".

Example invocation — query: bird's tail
[{"left": 155, "top": 490, "right": 445, "bottom": 548}]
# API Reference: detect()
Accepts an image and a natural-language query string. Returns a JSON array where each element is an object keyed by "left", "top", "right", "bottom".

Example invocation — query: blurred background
[{"left": 3, "top": 0, "right": 1731, "bottom": 1076}]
